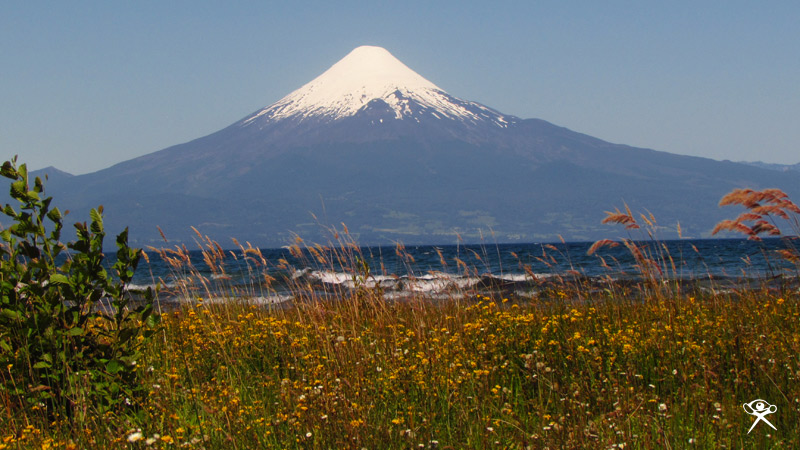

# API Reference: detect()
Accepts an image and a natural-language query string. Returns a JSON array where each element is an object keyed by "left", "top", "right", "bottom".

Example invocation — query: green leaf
[
  {"left": 106, "top": 359, "right": 123, "bottom": 374},
  {"left": 33, "top": 361, "right": 51, "bottom": 369},
  {"left": 0, "top": 309, "right": 21, "bottom": 321},
  {"left": 89, "top": 206, "right": 103, "bottom": 234},
  {"left": 10, "top": 180, "right": 26, "bottom": 200},
  {"left": 145, "top": 313, "right": 160, "bottom": 328},
  {"left": 89, "top": 209, "right": 103, "bottom": 227},
  {"left": 116, "top": 228, "right": 130, "bottom": 248},
  {"left": 46, "top": 207, "right": 62, "bottom": 222},
  {"left": 118, "top": 328, "right": 138, "bottom": 344},
  {"left": 0, "top": 161, "right": 15, "bottom": 178},
  {"left": 66, "top": 327, "right": 84, "bottom": 336},
  {"left": 49, "top": 273, "right": 70, "bottom": 285}
]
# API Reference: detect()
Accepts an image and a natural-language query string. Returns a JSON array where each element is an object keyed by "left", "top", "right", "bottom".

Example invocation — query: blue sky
[{"left": 3, "top": 1, "right": 799, "bottom": 174}]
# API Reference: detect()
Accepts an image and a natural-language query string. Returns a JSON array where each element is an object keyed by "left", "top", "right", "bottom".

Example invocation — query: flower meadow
[
  {"left": 2, "top": 179, "right": 800, "bottom": 449},
  {"left": 4, "top": 272, "right": 800, "bottom": 449}
]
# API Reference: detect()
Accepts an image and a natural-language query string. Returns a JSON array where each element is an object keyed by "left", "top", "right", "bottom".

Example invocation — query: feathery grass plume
[
  {"left": 597, "top": 254, "right": 612, "bottom": 270},
  {"left": 714, "top": 187, "right": 800, "bottom": 273},
  {"left": 157, "top": 225, "right": 168, "bottom": 242},
  {"left": 595, "top": 202, "right": 685, "bottom": 299},
  {"left": 719, "top": 188, "right": 800, "bottom": 213},
  {"left": 713, "top": 188, "right": 800, "bottom": 239},
  {"left": 602, "top": 207, "right": 639, "bottom": 229},
  {"left": 751, "top": 220, "right": 781, "bottom": 236},
  {"left": 434, "top": 246, "right": 447, "bottom": 268},
  {"left": 711, "top": 220, "right": 756, "bottom": 238},
  {"left": 776, "top": 248, "right": 799, "bottom": 262},
  {"left": 587, "top": 239, "right": 619, "bottom": 256},
  {"left": 639, "top": 212, "right": 655, "bottom": 228}
]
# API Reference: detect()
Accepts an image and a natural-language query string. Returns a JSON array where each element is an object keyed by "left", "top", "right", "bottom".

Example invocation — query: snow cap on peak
[
  {"left": 243, "top": 45, "right": 511, "bottom": 126},
  {"left": 325, "top": 45, "right": 441, "bottom": 91}
]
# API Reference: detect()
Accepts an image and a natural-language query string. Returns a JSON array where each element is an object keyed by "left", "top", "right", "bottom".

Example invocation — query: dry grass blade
[
  {"left": 587, "top": 239, "right": 620, "bottom": 255},
  {"left": 157, "top": 226, "right": 169, "bottom": 243},
  {"left": 751, "top": 205, "right": 789, "bottom": 219},
  {"left": 719, "top": 188, "right": 759, "bottom": 208},
  {"left": 751, "top": 220, "right": 780, "bottom": 236},
  {"left": 716, "top": 188, "right": 800, "bottom": 243},
  {"left": 602, "top": 208, "right": 639, "bottom": 229},
  {"left": 776, "top": 248, "right": 799, "bottom": 262},
  {"left": 711, "top": 220, "right": 755, "bottom": 237},
  {"left": 781, "top": 200, "right": 800, "bottom": 214},
  {"left": 737, "top": 212, "right": 764, "bottom": 222},
  {"left": 639, "top": 212, "right": 655, "bottom": 227}
]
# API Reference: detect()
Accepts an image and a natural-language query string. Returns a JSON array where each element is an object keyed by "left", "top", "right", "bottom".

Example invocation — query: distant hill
[
  {"left": 30, "top": 166, "right": 74, "bottom": 182},
  {"left": 739, "top": 161, "right": 800, "bottom": 173},
  {"left": 34, "top": 46, "right": 800, "bottom": 247}
]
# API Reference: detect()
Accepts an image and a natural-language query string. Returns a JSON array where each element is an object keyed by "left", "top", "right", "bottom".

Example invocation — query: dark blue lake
[{"left": 116, "top": 238, "right": 799, "bottom": 304}]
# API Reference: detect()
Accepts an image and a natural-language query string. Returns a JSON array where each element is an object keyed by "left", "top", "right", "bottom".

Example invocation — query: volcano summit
[
  {"left": 43, "top": 46, "right": 800, "bottom": 246},
  {"left": 245, "top": 46, "right": 510, "bottom": 124},
  {"left": 229, "top": 45, "right": 517, "bottom": 149}
]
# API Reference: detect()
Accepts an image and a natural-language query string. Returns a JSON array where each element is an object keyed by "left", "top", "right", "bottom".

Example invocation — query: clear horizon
[{"left": 3, "top": 1, "right": 799, "bottom": 174}]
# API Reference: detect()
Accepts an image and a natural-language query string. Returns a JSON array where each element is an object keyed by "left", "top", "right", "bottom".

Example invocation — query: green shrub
[{"left": 0, "top": 157, "right": 159, "bottom": 420}]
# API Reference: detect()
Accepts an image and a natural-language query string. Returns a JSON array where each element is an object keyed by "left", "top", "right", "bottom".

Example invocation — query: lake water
[{"left": 123, "top": 238, "right": 799, "bottom": 305}]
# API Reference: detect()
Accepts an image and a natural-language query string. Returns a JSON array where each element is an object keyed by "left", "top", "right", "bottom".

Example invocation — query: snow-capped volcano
[
  {"left": 44, "top": 45, "right": 800, "bottom": 248},
  {"left": 242, "top": 46, "right": 514, "bottom": 127}
]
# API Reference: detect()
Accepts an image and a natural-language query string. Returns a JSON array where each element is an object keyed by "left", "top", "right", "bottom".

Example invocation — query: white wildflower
[{"left": 127, "top": 430, "right": 144, "bottom": 443}]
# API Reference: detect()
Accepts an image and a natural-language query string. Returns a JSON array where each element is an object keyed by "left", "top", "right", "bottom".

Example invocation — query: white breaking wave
[
  {"left": 199, "top": 295, "right": 292, "bottom": 305},
  {"left": 496, "top": 273, "right": 544, "bottom": 282},
  {"left": 295, "top": 269, "right": 488, "bottom": 294},
  {"left": 125, "top": 283, "right": 159, "bottom": 291},
  {"left": 308, "top": 270, "right": 352, "bottom": 285}
]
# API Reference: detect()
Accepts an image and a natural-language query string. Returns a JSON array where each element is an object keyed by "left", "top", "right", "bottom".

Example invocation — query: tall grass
[{"left": 2, "top": 192, "right": 800, "bottom": 449}]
